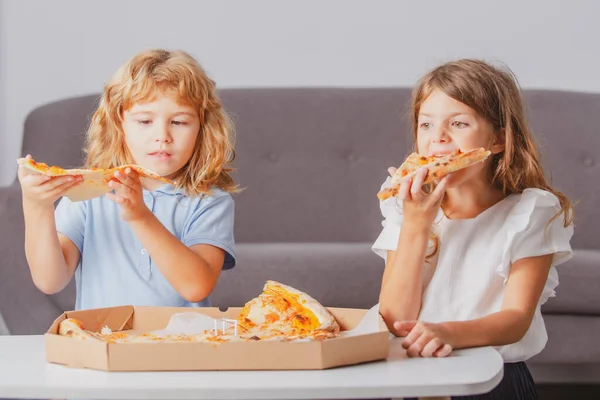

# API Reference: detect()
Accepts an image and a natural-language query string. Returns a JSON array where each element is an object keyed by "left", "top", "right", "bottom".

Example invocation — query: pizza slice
[
  {"left": 58, "top": 318, "right": 136, "bottom": 343},
  {"left": 207, "top": 280, "right": 341, "bottom": 342},
  {"left": 17, "top": 157, "right": 175, "bottom": 202},
  {"left": 377, "top": 147, "right": 491, "bottom": 201},
  {"left": 58, "top": 318, "right": 99, "bottom": 340}
]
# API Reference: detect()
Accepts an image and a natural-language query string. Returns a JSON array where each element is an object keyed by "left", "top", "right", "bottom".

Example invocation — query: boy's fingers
[
  {"left": 22, "top": 172, "right": 51, "bottom": 185},
  {"left": 105, "top": 192, "right": 125, "bottom": 204},
  {"left": 42, "top": 175, "right": 81, "bottom": 190},
  {"left": 47, "top": 178, "right": 83, "bottom": 197}
]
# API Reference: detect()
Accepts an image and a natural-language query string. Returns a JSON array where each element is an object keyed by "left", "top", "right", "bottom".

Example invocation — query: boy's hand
[
  {"left": 18, "top": 155, "right": 83, "bottom": 208},
  {"left": 394, "top": 320, "right": 453, "bottom": 358},
  {"left": 106, "top": 168, "right": 151, "bottom": 222}
]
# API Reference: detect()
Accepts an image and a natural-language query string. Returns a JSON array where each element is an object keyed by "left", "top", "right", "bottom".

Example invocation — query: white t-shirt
[{"left": 372, "top": 179, "right": 574, "bottom": 362}]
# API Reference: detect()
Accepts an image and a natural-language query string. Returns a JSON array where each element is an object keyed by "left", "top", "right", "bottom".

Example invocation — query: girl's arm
[
  {"left": 396, "top": 253, "right": 553, "bottom": 357},
  {"left": 443, "top": 253, "right": 554, "bottom": 348},
  {"left": 379, "top": 222, "right": 430, "bottom": 330},
  {"left": 379, "top": 168, "right": 450, "bottom": 333}
]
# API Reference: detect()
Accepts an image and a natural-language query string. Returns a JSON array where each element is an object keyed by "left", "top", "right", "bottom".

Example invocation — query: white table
[{"left": 0, "top": 335, "right": 503, "bottom": 400}]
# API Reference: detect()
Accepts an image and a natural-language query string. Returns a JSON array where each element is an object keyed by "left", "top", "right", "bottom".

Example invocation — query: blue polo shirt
[{"left": 54, "top": 184, "right": 236, "bottom": 310}]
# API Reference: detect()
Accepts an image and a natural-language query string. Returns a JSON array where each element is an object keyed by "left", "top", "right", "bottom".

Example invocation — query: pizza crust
[
  {"left": 377, "top": 147, "right": 492, "bottom": 200},
  {"left": 17, "top": 157, "right": 175, "bottom": 202}
]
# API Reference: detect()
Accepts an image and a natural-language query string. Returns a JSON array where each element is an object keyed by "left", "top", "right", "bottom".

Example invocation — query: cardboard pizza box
[{"left": 45, "top": 305, "right": 391, "bottom": 371}]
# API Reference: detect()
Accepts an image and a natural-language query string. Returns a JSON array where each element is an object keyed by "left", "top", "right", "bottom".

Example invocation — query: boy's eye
[{"left": 452, "top": 121, "right": 468, "bottom": 128}]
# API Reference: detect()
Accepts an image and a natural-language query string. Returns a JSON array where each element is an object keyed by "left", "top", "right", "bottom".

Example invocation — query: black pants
[
  {"left": 453, "top": 361, "right": 537, "bottom": 400},
  {"left": 404, "top": 361, "right": 537, "bottom": 400}
]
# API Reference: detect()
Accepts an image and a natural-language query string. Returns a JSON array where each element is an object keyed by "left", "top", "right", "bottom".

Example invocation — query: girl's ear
[{"left": 491, "top": 131, "right": 505, "bottom": 155}]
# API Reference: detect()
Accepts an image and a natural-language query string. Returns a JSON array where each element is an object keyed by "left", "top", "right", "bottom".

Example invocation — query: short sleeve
[
  {"left": 182, "top": 191, "right": 236, "bottom": 270},
  {"left": 498, "top": 188, "right": 574, "bottom": 304},
  {"left": 371, "top": 177, "right": 404, "bottom": 261},
  {"left": 54, "top": 196, "right": 87, "bottom": 253}
]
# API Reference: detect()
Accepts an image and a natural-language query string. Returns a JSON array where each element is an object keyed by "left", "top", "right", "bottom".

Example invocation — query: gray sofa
[{"left": 0, "top": 88, "right": 598, "bottom": 384}]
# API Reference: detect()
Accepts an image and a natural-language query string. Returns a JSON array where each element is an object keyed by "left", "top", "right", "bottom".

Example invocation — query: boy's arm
[
  {"left": 128, "top": 215, "right": 225, "bottom": 302},
  {"left": 23, "top": 202, "right": 80, "bottom": 294},
  {"left": 106, "top": 169, "right": 233, "bottom": 302}
]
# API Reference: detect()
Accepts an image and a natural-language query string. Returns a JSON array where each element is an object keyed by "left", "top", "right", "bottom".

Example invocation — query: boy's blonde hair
[
  {"left": 410, "top": 59, "right": 574, "bottom": 257},
  {"left": 85, "top": 49, "right": 237, "bottom": 196}
]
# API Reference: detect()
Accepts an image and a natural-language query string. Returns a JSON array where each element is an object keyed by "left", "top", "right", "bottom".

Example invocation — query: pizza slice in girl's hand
[
  {"left": 377, "top": 147, "right": 492, "bottom": 201},
  {"left": 17, "top": 156, "right": 175, "bottom": 202}
]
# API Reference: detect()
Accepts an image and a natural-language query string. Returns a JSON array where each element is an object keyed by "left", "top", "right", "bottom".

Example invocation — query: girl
[
  {"left": 373, "top": 59, "right": 574, "bottom": 399},
  {"left": 18, "top": 49, "right": 238, "bottom": 310}
]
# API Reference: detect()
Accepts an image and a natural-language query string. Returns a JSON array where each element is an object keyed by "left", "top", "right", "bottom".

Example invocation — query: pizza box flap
[{"left": 47, "top": 305, "right": 135, "bottom": 334}]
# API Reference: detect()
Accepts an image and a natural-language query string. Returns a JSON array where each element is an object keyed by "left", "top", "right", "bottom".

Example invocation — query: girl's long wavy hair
[
  {"left": 410, "top": 59, "right": 575, "bottom": 258},
  {"left": 84, "top": 49, "right": 238, "bottom": 196}
]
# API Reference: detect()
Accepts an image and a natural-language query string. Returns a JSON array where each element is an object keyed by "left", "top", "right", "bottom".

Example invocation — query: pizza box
[{"left": 45, "top": 305, "right": 391, "bottom": 371}]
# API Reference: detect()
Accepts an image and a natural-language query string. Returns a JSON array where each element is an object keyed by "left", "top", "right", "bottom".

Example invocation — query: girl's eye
[
  {"left": 172, "top": 120, "right": 187, "bottom": 126},
  {"left": 452, "top": 121, "right": 468, "bottom": 128},
  {"left": 419, "top": 122, "right": 432, "bottom": 129},
  {"left": 138, "top": 120, "right": 152, "bottom": 125}
]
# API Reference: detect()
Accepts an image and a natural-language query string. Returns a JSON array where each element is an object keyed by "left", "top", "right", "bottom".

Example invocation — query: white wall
[{"left": 1, "top": 0, "right": 599, "bottom": 186}]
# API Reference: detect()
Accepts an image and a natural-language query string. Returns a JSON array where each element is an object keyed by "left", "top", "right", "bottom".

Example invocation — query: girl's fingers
[
  {"left": 430, "top": 174, "right": 451, "bottom": 201},
  {"left": 401, "top": 323, "right": 423, "bottom": 349},
  {"left": 410, "top": 168, "right": 428, "bottom": 200},
  {"left": 434, "top": 343, "right": 453, "bottom": 358},
  {"left": 420, "top": 338, "right": 444, "bottom": 358},
  {"left": 406, "top": 332, "right": 432, "bottom": 358},
  {"left": 397, "top": 178, "right": 412, "bottom": 201}
]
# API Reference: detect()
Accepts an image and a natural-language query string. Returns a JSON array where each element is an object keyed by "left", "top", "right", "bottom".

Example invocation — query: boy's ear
[{"left": 491, "top": 132, "right": 505, "bottom": 155}]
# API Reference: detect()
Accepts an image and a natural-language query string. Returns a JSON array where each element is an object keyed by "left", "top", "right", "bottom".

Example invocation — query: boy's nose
[{"left": 154, "top": 126, "right": 172, "bottom": 143}]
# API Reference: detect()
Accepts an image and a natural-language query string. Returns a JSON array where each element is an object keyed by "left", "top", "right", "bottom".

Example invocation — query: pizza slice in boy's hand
[
  {"left": 377, "top": 147, "right": 492, "bottom": 201},
  {"left": 17, "top": 156, "right": 175, "bottom": 202}
]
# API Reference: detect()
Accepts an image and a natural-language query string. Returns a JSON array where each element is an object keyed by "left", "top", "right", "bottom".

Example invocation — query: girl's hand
[
  {"left": 18, "top": 155, "right": 83, "bottom": 209},
  {"left": 394, "top": 320, "right": 453, "bottom": 358},
  {"left": 106, "top": 168, "right": 151, "bottom": 222},
  {"left": 388, "top": 166, "right": 450, "bottom": 228}
]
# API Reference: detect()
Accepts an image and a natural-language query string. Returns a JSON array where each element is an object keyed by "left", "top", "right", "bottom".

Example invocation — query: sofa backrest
[{"left": 19, "top": 88, "right": 599, "bottom": 248}]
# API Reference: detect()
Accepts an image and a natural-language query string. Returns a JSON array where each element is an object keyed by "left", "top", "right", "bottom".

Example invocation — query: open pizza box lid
[{"left": 45, "top": 305, "right": 391, "bottom": 371}]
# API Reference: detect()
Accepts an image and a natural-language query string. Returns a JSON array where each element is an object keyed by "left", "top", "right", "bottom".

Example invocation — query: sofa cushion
[
  {"left": 210, "top": 243, "right": 384, "bottom": 310},
  {"left": 542, "top": 250, "right": 600, "bottom": 315},
  {"left": 528, "top": 314, "right": 600, "bottom": 364}
]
